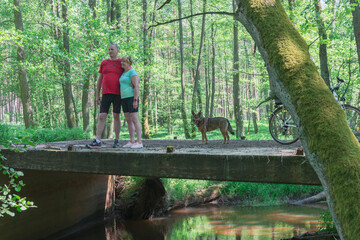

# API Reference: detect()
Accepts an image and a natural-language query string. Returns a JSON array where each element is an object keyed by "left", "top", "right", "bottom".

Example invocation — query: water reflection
[{"left": 66, "top": 205, "right": 323, "bottom": 240}]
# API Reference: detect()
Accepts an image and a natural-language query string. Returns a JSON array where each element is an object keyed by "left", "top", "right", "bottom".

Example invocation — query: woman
[{"left": 120, "top": 56, "right": 143, "bottom": 148}]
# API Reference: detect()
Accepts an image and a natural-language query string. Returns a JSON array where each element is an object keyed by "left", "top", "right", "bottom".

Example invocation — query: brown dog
[{"left": 192, "top": 110, "right": 235, "bottom": 144}]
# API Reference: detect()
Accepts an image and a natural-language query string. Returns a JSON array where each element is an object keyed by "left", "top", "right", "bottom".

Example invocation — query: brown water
[{"left": 65, "top": 205, "right": 324, "bottom": 240}]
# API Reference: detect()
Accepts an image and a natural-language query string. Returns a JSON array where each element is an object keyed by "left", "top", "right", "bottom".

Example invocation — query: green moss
[{"left": 240, "top": 1, "right": 360, "bottom": 239}]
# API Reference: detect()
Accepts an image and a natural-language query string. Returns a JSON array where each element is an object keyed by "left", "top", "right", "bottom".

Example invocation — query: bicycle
[{"left": 269, "top": 77, "right": 360, "bottom": 144}]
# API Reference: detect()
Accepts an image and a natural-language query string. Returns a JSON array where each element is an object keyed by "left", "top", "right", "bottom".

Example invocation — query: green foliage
[
  {"left": 129, "top": 119, "right": 273, "bottom": 141},
  {"left": 162, "top": 179, "right": 213, "bottom": 201},
  {"left": 318, "top": 209, "right": 337, "bottom": 234},
  {"left": 20, "top": 127, "right": 90, "bottom": 143},
  {"left": 219, "top": 181, "right": 322, "bottom": 205},
  {"left": 162, "top": 178, "right": 323, "bottom": 206},
  {"left": 1, "top": 0, "right": 359, "bottom": 139},
  {"left": 0, "top": 124, "right": 35, "bottom": 217},
  {"left": 0, "top": 124, "right": 12, "bottom": 144},
  {"left": 1, "top": 125, "right": 90, "bottom": 144},
  {"left": 0, "top": 124, "right": 85, "bottom": 217},
  {"left": 117, "top": 177, "right": 146, "bottom": 204},
  {"left": 0, "top": 164, "right": 35, "bottom": 217}
]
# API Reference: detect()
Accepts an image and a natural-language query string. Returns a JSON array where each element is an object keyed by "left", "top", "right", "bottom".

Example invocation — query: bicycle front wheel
[
  {"left": 344, "top": 104, "right": 360, "bottom": 141},
  {"left": 269, "top": 107, "right": 299, "bottom": 145}
]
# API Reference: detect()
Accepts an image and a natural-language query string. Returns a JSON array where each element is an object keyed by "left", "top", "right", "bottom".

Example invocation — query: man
[{"left": 88, "top": 43, "right": 123, "bottom": 148}]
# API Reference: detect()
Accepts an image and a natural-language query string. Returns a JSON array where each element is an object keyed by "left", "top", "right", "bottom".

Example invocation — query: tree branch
[
  {"left": 148, "top": 11, "right": 234, "bottom": 29},
  {"left": 0, "top": 20, "right": 12, "bottom": 25},
  {"left": 308, "top": 18, "right": 335, "bottom": 48},
  {"left": 253, "top": 91, "right": 276, "bottom": 109},
  {"left": 0, "top": 56, "right": 15, "bottom": 61},
  {"left": 156, "top": 0, "right": 172, "bottom": 10}
]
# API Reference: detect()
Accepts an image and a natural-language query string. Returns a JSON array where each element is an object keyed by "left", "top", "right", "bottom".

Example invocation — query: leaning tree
[{"left": 154, "top": 0, "right": 360, "bottom": 239}]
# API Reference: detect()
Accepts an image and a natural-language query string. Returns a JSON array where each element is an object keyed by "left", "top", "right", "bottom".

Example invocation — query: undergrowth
[
  {"left": 318, "top": 209, "right": 337, "bottom": 234},
  {"left": 162, "top": 178, "right": 323, "bottom": 206},
  {"left": 0, "top": 124, "right": 90, "bottom": 143},
  {"left": 138, "top": 119, "right": 273, "bottom": 140}
]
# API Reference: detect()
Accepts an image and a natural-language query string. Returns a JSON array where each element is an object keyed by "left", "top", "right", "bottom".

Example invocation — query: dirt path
[{"left": 40, "top": 139, "right": 301, "bottom": 149}]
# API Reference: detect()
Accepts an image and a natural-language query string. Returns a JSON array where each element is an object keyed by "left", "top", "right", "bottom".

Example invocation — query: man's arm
[{"left": 96, "top": 73, "right": 103, "bottom": 105}]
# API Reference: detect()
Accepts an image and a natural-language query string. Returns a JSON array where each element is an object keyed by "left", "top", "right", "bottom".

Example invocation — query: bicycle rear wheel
[
  {"left": 269, "top": 107, "right": 299, "bottom": 145},
  {"left": 343, "top": 104, "right": 360, "bottom": 141}
]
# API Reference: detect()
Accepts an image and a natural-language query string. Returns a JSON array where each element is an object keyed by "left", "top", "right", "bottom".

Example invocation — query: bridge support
[{"left": 0, "top": 170, "right": 113, "bottom": 240}]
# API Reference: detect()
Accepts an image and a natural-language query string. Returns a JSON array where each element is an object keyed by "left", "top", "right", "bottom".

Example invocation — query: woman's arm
[{"left": 131, "top": 75, "right": 140, "bottom": 109}]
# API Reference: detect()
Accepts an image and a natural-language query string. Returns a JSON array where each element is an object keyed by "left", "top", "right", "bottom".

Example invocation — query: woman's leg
[
  {"left": 124, "top": 112, "right": 135, "bottom": 143},
  {"left": 130, "top": 112, "right": 142, "bottom": 144}
]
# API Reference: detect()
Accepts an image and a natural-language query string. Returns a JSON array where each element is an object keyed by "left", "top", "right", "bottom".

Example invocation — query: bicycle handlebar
[
  {"left": 337, "top": 77, "right": 344, "bottom": 83},
  {"left": 331, "top": 77, "right": 345, "bottom": 92}
]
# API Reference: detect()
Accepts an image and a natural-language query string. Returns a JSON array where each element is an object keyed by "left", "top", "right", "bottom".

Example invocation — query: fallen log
[{"left": 293, "top": 191, "right": 326, "bottom": 205}]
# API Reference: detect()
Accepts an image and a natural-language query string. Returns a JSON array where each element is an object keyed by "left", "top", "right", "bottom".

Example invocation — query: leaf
[{"left": 6, "top": 210, "right": 15, "bottom": 217}]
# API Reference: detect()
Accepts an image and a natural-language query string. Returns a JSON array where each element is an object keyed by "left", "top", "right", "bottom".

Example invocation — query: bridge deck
[{"left": 2, "top": 139, "right": 320, "bottom": 185}]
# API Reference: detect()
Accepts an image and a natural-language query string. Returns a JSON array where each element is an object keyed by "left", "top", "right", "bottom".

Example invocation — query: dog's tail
[{"left": 227, "top": 119, "right": 235, "bottom": 135}]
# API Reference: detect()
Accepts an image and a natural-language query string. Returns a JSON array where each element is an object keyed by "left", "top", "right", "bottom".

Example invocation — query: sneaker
[
  {"left": 130, "top": 143, "right": 143, "bottom": 149},
  {"left": 122, "top": 142, "right": 134, "bottom": 148},
  {"left": 113, "top": 139, "right": 119, "bottom": 148},
  {"left": 88, "top": 139, "right": 101, "bottom": 147}
]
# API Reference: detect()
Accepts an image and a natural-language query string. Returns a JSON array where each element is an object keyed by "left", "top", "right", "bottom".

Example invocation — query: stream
[{"left": 65, "top": 205, "right": 324, "bottom": 240}]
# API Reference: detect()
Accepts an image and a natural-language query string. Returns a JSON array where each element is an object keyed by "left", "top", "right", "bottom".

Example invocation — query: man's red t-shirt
[{"left": 98, "top": 59, "right": 124, "bottom": 95}]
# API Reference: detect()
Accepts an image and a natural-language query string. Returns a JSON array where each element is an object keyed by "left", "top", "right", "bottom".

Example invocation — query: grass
[
  {"left": 0, "top": 124, "right": 90, "bottom": 143},
  {"left": 118, "top": 119, "right": 273, "bottom": 141},
  {"left": 1, "top": 118, "right": 272, "bottom": 143},
  {"left": 162, "top": 178, "right": 323, "bottom": 206}
]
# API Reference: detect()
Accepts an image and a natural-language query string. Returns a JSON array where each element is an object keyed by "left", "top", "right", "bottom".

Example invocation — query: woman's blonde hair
[{"left": 122, "top": 55, "right": 133, "bottom": 65}]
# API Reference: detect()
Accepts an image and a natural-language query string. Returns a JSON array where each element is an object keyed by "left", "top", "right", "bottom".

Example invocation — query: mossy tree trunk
[
  {"left": 314, "top": 0, "right": 330, "bottom": 88},
  {"left": 210, "top": 23, "right": 216, "bottom": 118},
  {"left": 141, "top": 0, "right": 151, "bottom": 139},
  {"left": 233, "top": 0, "right": 245, "bottom": 138},
  {"left": 235, "top": 1, "right": 360, "bottom": 239},
  {"left": 189, "top": 0, "right": 197, "bottom": 138},
  {"left": 61, "top": 0, "right": 75, "bottom": 129},
  {"left": 191, "top": 0, "right": 206, "bottom": 118},
  {"left": 82, "top": 0, "right": 97, "bottom": 133},
  {"left": 177, "top": 0, "right": 191, "bottom": 139},
  {"left": 13, "top": 0, "right": 34, "bottom": 128}
]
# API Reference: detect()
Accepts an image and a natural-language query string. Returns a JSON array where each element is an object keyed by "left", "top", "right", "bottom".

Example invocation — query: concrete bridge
[{"left": 2, "top": 139, "right": 320, "bottom": 185}]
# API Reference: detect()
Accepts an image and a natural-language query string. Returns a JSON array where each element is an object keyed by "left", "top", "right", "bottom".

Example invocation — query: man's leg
[
  {"left": 96, "top": 113, "right": 108, "bottom": 140},
  {"left": 113, "top": 113, "right": 121, "bottom": 139}
]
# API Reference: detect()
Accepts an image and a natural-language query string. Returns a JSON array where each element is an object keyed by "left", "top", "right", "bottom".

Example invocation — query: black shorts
[
  {"left": 100, "top": 94, "right": 121, "bottom": 113},
  {"left": 122, "top": 97, "right": 138, "bottom": 113}
]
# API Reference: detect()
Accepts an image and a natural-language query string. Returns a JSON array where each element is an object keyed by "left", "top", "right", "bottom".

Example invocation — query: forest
[
  {"left": 2, "top": 1, "right": 360, "bottom": 239},
  {"left": 1, "top": 0, "right": 359, "bottom": 139}
]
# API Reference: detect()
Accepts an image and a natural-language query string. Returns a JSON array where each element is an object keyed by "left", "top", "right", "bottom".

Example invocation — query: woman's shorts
[
  {"left": 122, "top": 97, "right": 138, "bottom": 113},
  {"left": 100, "top": 94, "right": 122, "bottom": 113}
]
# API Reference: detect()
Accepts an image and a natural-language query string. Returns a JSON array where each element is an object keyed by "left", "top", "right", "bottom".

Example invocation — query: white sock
[{"left": 96, "top": 139, "right": 101, "bottom": 143}]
